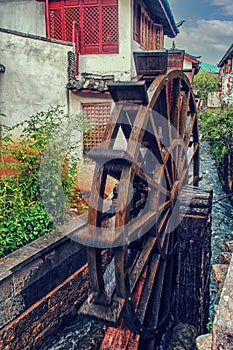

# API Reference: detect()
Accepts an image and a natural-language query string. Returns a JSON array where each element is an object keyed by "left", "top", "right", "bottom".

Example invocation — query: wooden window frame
[{"left": 133, "top": 0, "right": 163, "bottom": 50}]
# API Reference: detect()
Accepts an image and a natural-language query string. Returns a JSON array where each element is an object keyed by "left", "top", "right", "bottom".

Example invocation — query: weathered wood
[
  {"left": 81, "top": 68, "right": 201, "bottom": 346},
  {"left": 108, "top": 81, "right": 149, "bottom": 105},
  {"left": 175, "top": 187, "right": 213, "bottom": 335}
]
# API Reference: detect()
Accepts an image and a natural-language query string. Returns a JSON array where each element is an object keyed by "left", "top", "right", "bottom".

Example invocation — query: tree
[{"left": 193, "top": 70, "right": 219, "bottom": 102}]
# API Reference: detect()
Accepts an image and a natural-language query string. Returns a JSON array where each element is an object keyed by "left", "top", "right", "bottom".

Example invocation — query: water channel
[{"left": 40, "top": 141, "right": 233, "bottom": 350}]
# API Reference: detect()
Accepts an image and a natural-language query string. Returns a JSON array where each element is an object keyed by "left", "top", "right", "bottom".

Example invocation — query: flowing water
[{"left": 40, "top": 141, "right": 233, "bottom": 350}]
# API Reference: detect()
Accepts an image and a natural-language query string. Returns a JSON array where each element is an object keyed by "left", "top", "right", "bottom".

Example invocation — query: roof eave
[
  {"left": 158, "top": 0, "right": 179, "bottom": 38},
  {"left": 218, "top": 43, "right": 233, "bottom": 67},
  {"left": 144, "top": 0, "right": 179, "bottom": 38}
]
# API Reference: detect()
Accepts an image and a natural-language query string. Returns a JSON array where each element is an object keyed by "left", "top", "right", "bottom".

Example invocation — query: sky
[{"left": 164, "top": 0, "right": 233, "bottom": 66}]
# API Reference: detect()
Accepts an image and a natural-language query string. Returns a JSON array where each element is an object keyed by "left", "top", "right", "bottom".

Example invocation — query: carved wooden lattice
[
  {"left": 47, "top": 0, "right": 118, "bottom": 54},
  {"left": 102, "top": 5, "right": 118, "bottom": 52},
  {"left": 83, "top": 6, "right": 99, "bottom": 53},
  {"left": 82, "top": 103, "right": 112, "bottom": 153},
  {"left": 65, "top": 7, "right": 80, "bottom": 42},
  {"left": 49, "top": 8, "right": 62, "bottom": 40}
]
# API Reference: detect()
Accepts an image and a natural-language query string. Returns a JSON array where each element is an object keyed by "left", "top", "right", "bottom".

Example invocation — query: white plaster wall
[
  {"left": 183, "top": 58, "right": 193, "bottom": 71},
  {"left": 0, "top": 0, "right": 45, "bottom": 36},
  {"left": 0, "top": 30, "right": 74, "bottom": 128},
  {"left": 79, "top": 0, "right": 132, "bottom": 81}
]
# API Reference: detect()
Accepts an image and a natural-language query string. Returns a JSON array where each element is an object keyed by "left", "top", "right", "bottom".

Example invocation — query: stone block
[
  {"left": 221, "top": 252, "right": 232, "bottom": 264},
  {"left": 225, "top": 240, "right": 233, "bottom": 252},
  {"left": 0, "top": 274, "right": 13, "bottom": 301},
  {"left": 196, "top": 333, "right": 212, "bottom": 350},
  {"left": 212, "top": 255, "right": 233, "bottom": 349},
  {"left": 13, "top": 257, "right": 44, "bottom": 293},
  {"left": 212, "top": 264, "right": 228, "bottom": 291}
]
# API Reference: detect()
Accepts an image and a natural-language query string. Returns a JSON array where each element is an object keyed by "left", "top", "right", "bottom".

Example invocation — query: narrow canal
[{"left": 40, "top": 141, "right": 233, "bottom": 350}]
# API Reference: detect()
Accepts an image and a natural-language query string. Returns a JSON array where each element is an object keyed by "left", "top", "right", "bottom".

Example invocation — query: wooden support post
[{"left": 175, "top": 186, "right": 213, "bottom": 335}]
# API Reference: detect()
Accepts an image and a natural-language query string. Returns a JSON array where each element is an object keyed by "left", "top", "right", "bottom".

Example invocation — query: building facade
[
  {"left": 218, "top": 43, "right": 233, "bottom": 106},
  {"left": 1, "top": 0, "right": 179, "bottom": 149}
]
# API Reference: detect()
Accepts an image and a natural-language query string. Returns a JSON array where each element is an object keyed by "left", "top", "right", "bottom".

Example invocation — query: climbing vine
[{"left": 0, "top": 106, "right": 89, "bottom": 257}]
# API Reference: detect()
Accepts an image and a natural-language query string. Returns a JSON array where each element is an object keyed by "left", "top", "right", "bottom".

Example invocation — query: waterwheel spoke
[
  {"left": 157, "top": 207, "right": 171, "bottom": 236},
  {"left": 148, "top": 110, "right": 166, "bottom": 164},
  {"left": 184, "top": 113, "right": 198, "bottom": 147},
  {"left": 148, "top": 234, "right": 170, "bottom": 329},
  {"left": 133, "top": 164, "right": 170, "bottom": 197},
  {"left": 170, "top": 78, "right": 181, "bottom": 135},
  {"left": 180, "top": 142, "right": 199, "bottom": 185},
  {"left": 180, "top": 90, "right": 191, "bottom": 139},
  {"left": 102, "top": 103, "right": 123, "bottom": 144}
]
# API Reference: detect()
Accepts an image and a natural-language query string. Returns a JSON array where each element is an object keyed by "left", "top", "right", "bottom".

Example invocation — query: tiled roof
[
  {"left": 66, "top": 73, "right": 114, "bottom": 93},
  {"left": 200, "top": 62, "right": 219, "bottom": 74}
]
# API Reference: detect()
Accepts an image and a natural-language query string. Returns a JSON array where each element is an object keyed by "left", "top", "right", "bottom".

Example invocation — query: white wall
[
  {"left": 0, "top": 30, "right": 74, "bottom": 128},
  {"left": 79, "top": 0, "right": 133, "bottom": 81},
  {"left": 183, "top": 58, "right": 193, "bottom": 71},
  {"left": 0, "top": 0, "right": 45, "bottom": 36}
]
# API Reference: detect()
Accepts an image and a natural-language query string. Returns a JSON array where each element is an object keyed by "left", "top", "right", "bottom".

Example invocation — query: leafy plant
[
  {"left": 199, "top": 106, "right": 233, "bottom": 159},
  {"left": 193, "top": 70, "right": 219, "bottom": 102},
  {"left": 198, "top": 106, "right": 233, "bottom": 204},
  {"left": 0, "top": 106, "right": 90, "bottom": 257}
]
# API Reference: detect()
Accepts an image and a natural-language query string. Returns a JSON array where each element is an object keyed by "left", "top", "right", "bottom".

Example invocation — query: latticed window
[
  {"left": 133, "top": 1, "right": 163, "bottom": 50},
  {"left": 82, "top": 103, "right": 112, "bottom": 153},
  {"left": 47, "top": 0, "right": 118, "bottom": 54}
]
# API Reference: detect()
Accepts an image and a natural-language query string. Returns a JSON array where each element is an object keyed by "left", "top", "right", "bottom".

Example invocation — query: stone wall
[
  {"left": 0, "top": 215, "right": 89, "bottom": 350},
  {"left": 196, "top": 234, "right": 233, "bottom": 350}
]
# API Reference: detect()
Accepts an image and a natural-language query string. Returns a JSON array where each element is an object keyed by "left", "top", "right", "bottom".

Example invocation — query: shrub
[
  {"left": 199, "top": 106, "right": 233, "bottom": 205},
  {"left": 199, "top": 106, "right": 233, "bottom": 165},
  {"left": 0, "top": 106, "right": 89, "bottom": 257}
]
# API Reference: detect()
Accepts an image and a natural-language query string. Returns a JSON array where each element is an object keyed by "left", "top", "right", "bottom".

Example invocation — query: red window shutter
[
  {"left": 47, "top": 0, "right": 118, "bottom": 54},
  {"left": 82, "top": 5, "right": 100, "bottom": 54},
  {"left": 64, "top": 7, "right": 80, "bottom": 42},
  {"left": 102, "top": 4, "right": 118, "bottom": 53},
  {"left": 49, "top": 7, "right": 63, "bottom": 40}
]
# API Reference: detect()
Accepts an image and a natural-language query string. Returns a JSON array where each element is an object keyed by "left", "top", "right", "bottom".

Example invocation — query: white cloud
[
  {"left": 211, "top": 0, "right": 233, "bottom": 15},
  {"left": 165, "top": 19, "right": 233, "bottom": 64}
]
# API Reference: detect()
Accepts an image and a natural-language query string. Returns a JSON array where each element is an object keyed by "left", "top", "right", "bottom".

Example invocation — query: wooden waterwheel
[{"left": 79, "top": 68, "right": 200, "bottom": 343}]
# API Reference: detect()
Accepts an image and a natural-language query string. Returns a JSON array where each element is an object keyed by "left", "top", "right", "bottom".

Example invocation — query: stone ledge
[
  {"left": 212, "top": 254, "right": 233, "bottom": 349},
  {"left": 221, "top": 251, "right": 232, "bottom": 264},
  {"left": 225, "top": 240, "right": 233, "bottom": 252},
  {"left": 196, "top": 333, "right": 212, "bottom": 350},
  {"left": 0, "top": 214, "right": 87, "bottom": 328},
  {"left": 212, "top": 264, "right": 229, "bottom": 291}
]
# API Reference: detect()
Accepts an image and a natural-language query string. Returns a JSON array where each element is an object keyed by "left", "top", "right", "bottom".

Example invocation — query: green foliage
[
  {"left": 0, "top": 106, "right": 89, "bottom": 258},
  {"left": 199, "top": 106, "right": 233, "bottom": 163},
  {"left": 193, "top": 70, "right": 219, "bottom": 101},
  {"left": 206, "top": 302, "right": 216, "bottom": 332},
  {"left": 0, "top": 201, "right": 52, "bottom": 257},
  {"left": 199, "top": 106, "right": 233, "bottom": 206}
]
